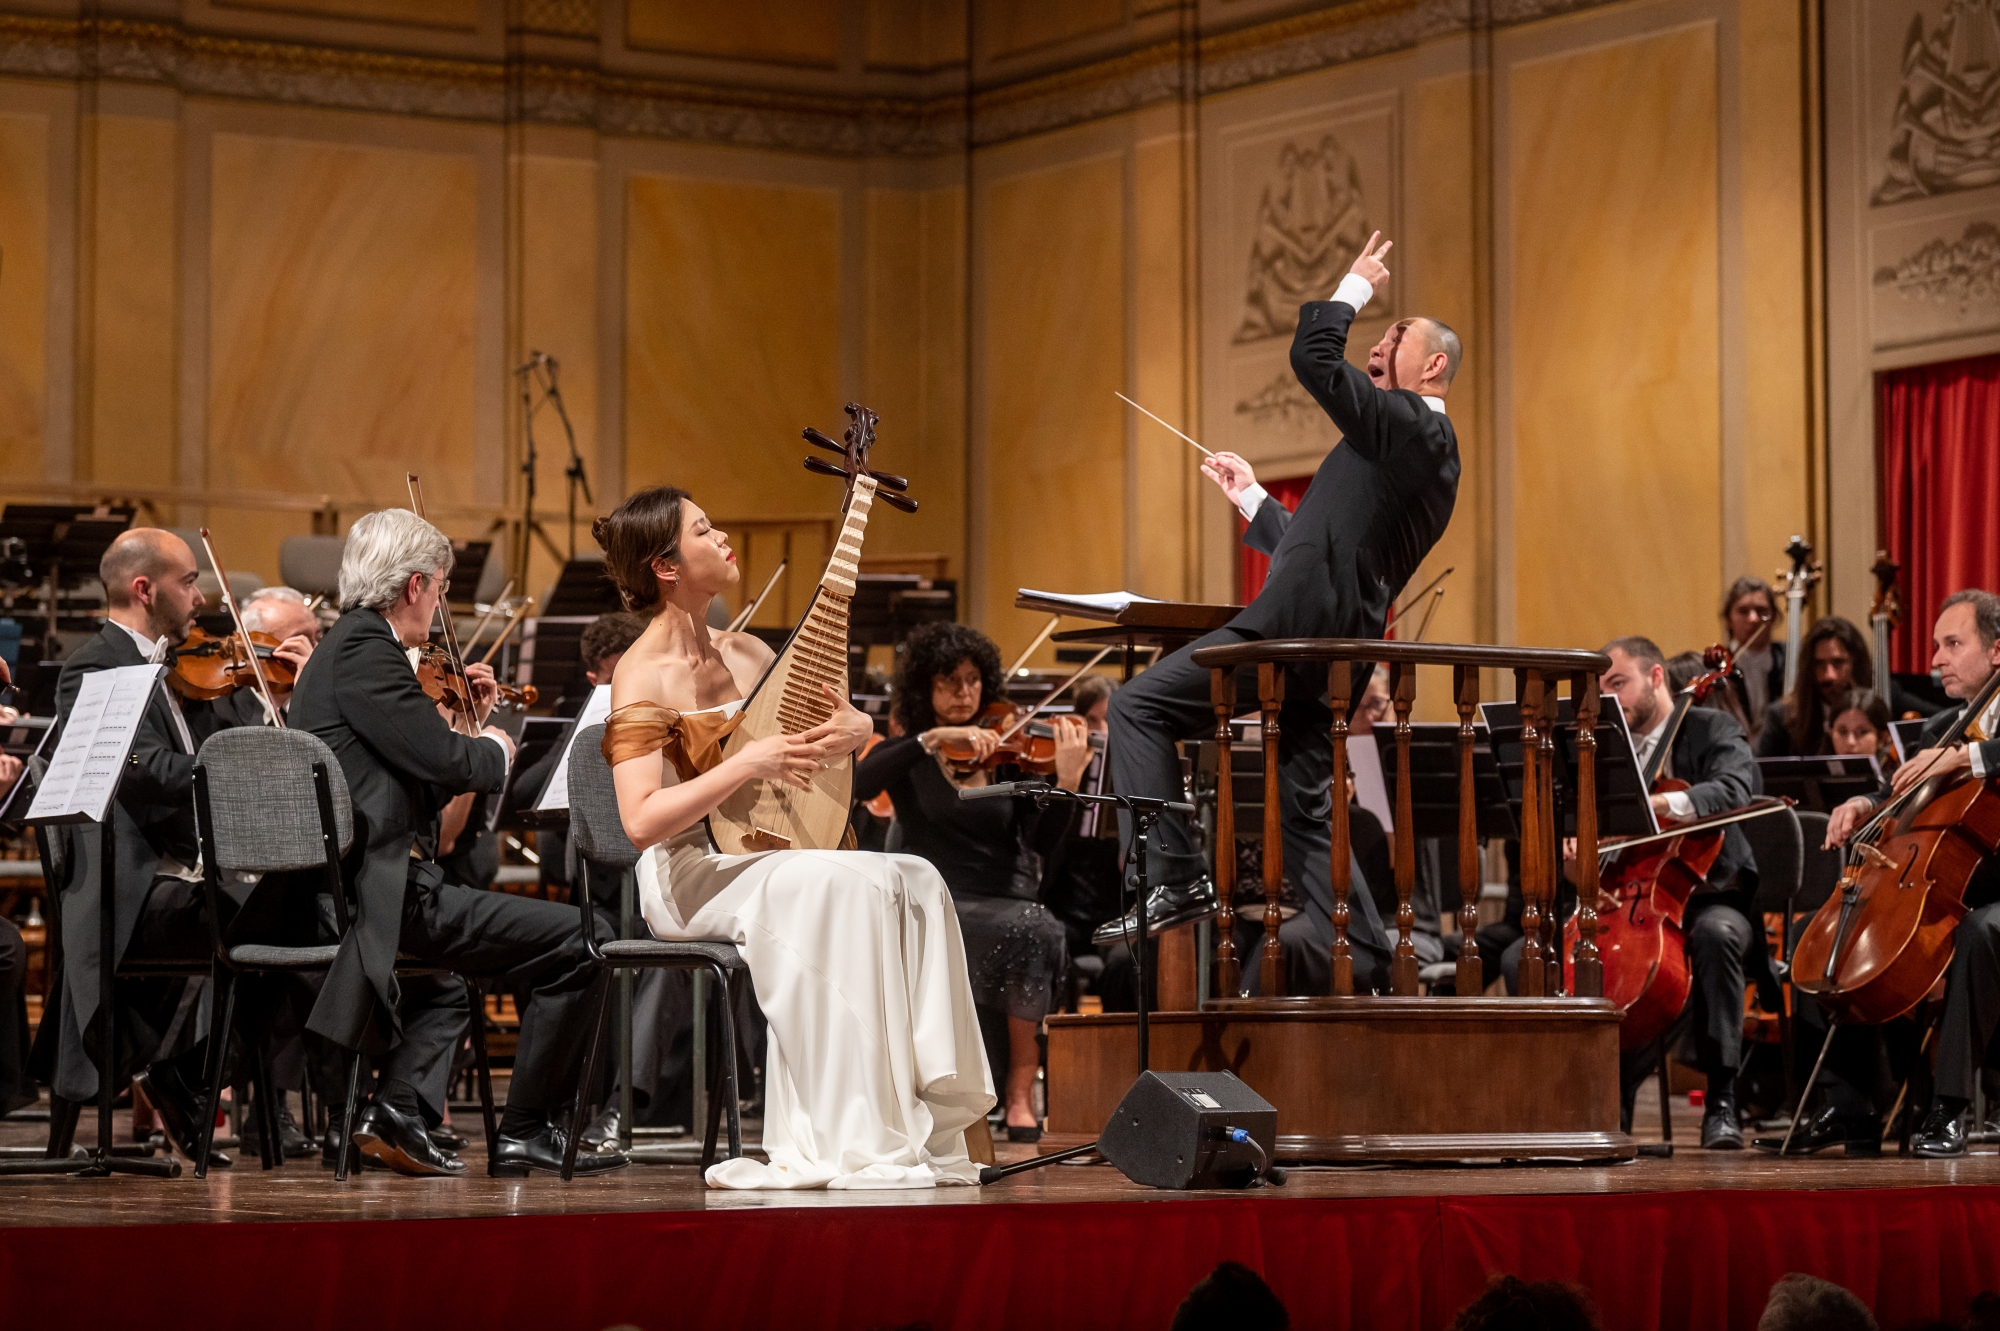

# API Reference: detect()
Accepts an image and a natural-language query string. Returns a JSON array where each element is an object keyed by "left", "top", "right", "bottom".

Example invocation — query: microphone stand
[
  {"left": 512, "top": 359, "right": 544, "bottom": 593},
  {"left": 544, "top": 358, "right": 591, "bottom": 561},
  {"left": 957, "top": 780, "right": 1194, "bottom": 1184}
]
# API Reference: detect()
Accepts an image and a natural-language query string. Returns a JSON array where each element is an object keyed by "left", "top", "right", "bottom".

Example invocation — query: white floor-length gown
[{"left": 629, "top": 706, "right": 996, "bottom": 1190}]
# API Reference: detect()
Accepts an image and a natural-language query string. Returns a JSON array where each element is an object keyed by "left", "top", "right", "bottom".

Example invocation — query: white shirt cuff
[
  {"left": 1663, "top": 790, "right": 1695, "bottom": 821},
  {"left": 1237, "top": 483, "right": 1268, "bottom": 523},
  {"left": 1972, "top": 744, "right": 1988, "bottom": 781},
  {"left": 481, "top": 729, "right": 515, "bottom": 768},
  {"left": 1331, "top": 273, "right": 1375, "bottom": 313}
]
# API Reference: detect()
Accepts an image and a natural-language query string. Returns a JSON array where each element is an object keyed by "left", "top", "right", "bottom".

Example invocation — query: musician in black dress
[
  {"left": 855, "top": 623, "right": 1091, "bottom": 1141},
  {"left": 1101, "top": 233, "right": 1460, "bottom": 998},
  {"left": 1827, "top": 590, "right": 2000, "bottom": 1157}
]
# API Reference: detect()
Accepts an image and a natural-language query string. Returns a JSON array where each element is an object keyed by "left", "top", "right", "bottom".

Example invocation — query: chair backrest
[
  {"left": 1794, "top": 810, "right": 1844, "bottom": 914},
  {"left": 1743, "top": 805, "right": 1804, "bottom": 912},
  {"left": 568, "top": 723, "right": 639, "bottom": 870},
  {"left": 194, "top": 727, "right": 354, "bottom": 873},
  {"left": 279, "top": 535, "right": 347, "bottom": 598}
]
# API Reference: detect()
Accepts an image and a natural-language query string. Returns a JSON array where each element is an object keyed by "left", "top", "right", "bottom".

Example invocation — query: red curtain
[
  {"left": 1878, "top": 352, "right": 2000, "bottom": 674},
  {"left": 1237, "top": 473, "right": 1314, "bottom": 604}
]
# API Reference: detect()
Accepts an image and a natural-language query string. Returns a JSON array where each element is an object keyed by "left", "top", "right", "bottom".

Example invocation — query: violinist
[
  {"left": 1826, "top": 590, "right": 2000, "bottom": 1157},
  {"left": 206, "top": 585, "right": 321, "bottom": 724},
  {"left": 853, "top": 622, "right": 1090, "bottom": 1142},
  {"left": 1596, "top": 637, "right": 1764, "bottom": 1148},
  {"left": 287, "top": 509, "right": 622, "bottom": 1177},
  {"left": 48, "top": 529, "right": 269, "bottom": 1162}
]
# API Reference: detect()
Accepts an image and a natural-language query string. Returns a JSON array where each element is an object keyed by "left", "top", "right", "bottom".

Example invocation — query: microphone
[{"left": 957, "top": 780, "right": 1049, "bottom": 802}]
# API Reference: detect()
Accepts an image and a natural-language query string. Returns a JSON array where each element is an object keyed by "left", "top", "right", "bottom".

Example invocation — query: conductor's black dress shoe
[
  {"left": 1699, "top": 1094, "right": 1744, "bottom": 1150},
  {"left": 351, "top": 1100, "right": 466, "bottom": 1176},
  {"left": 1751, "top": 1103, "right": 1881, "bottom": 1156},
  {"left": 1911, "top": 1102, "right": 1968, "bottom": 1159},
  {"left": 1092, "top": 876, "right": 1220, "bottom": 946},
  {"left": 490, "top": 1123, "right": 630, "bottom": 1177}
]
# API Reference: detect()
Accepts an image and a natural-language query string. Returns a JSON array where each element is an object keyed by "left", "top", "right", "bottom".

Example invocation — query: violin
[
  {"left": 936, "top": 700, "right": 1104, "bottom": 776},
  {"left": 1790, "top": 665, "right": 2000, "bottom": 1025},
  {"left": 169, "top": 626, "right": 298, "bottom": 701},
  {"left": 1565, "top": 644, "right": 1769, "bottom": 1048},
  {"left": 413, "top": 641, "right": 537, "bottom": 718}
]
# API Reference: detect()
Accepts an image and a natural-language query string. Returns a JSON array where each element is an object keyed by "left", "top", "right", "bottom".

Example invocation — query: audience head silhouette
[
  {"left": 1757, "top": 1274, "right": 1877, "bottom": 1331},
  {"left": 1447, "top": 1275, "right": 1601, "bottom": 1331},
  {"left": 1170, "top": 1261, "right": 1289, "bottom": 1331}
]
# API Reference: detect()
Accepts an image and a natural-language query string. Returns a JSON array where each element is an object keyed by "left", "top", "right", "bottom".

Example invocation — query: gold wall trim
[{"left": 0, "top": 1, "right": 1625, "bottom": 156}]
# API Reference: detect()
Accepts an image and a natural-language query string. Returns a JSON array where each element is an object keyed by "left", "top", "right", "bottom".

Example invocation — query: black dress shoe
[
  {"left": 1700, "top": 1095, "right": 1744, "bottom": 1150},
  {"left": 579, "top": 1107, "right": 620, "bottom": 1151},
  {"left": 1752, "top": 1102, "right": 1882, "bottom": 1156},
  {"left": 321, "top": 1128, "right": 384, "bottom": 1171},
  {"left": 1912, "top": 1102, "right": 1968, "bottom": 1158},
  {"left": 491, "top": 1123, "right": 630, "bottom": 1178},
  {"left": 351, "top": 1100, "right": 466, "bottom": 1177},
  {"left": 1006, "top": 1123, "right": 1043, "bottom": 1143},
  {"left": 242, "top": 1106, "right": 317, "bottom": 1161},
  {"left": 428, "top": 1126, "right": 470, "bottom": 1152},
  {"left": 135, "top": 1063, "right": 212, "bottom": 1163},
  {"left": 1092, "top": 877, "right": 1220, "bottom": 946}
]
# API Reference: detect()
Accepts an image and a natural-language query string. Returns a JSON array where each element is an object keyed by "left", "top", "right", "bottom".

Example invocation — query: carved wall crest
[
  {"left": 1876, "top": 219, "right": 2000, "bottom": 310},
  {"left": 1234, "top": 370, "right": 1327, "bottom": 433},
  {"left": 1233, "top": 135, "right": 1372, "bottom": 344},
  {"left": 1876, "top": 0, "right": 2000, "bottom": 203}
]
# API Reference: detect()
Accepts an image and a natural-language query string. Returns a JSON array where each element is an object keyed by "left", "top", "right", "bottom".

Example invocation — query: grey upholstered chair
[
  {"left": 192, "top": 727, "right": 499, "bottom": 1180},
  {"left": 563, "top": 722, "right": 745, "bottom": 1181}
]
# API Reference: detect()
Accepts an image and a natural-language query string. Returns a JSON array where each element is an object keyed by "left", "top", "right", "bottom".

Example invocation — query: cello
[{"left": 1565, "top": 645, "right": 1788, "bottom": 1048}]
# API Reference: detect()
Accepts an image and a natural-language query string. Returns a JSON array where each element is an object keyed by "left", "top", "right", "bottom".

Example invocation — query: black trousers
[
  {"left": 1107, "top": 626, "right": 1391, "bottom": 982},
  {"left": 1617, "top": 895, "right": 1761, "bottom": 1104},
  {"left": 1936, "top": 901, "right": 2000, "bottom": 1102},
  {"left": 386, "top": 878, "right": 597, "bottom": 1122},
  {"left": 0, "top": 919, "right": 31, "bottom": 1114}
]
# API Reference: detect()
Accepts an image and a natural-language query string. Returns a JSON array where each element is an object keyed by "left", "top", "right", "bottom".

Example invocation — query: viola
[
  {"left": 169, "top": 626, "right": 298, "bottom": 701},
  {"left": 1790, "top": 665, "right": 2000, "bottom": 1025},
  {"left": 413, "top": 641, "right": 537, "bottom": 719}
]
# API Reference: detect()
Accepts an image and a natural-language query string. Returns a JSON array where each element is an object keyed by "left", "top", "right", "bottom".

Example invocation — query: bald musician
[{"left": 1100, "top": 234, "right": 1461, "bottom": 998}]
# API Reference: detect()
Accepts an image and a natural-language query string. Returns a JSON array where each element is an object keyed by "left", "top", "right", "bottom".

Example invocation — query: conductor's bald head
[
  {"left": 1367, "top": 316, "right": 1461, "bottom": 396},
  {"left": 100, "top": 528, "right": 204, "bottom": 642}
]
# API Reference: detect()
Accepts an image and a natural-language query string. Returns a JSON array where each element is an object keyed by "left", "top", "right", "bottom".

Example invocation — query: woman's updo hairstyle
[{"left": 592, "top": 486, "right": 692, "bottom": 612}]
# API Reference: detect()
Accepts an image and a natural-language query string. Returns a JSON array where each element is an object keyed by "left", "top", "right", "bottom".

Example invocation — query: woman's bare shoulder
[
  {"left": 610, "top": 634, "right": 696, "bottom": 710},
  {"left": 715, "top": 629, "right": 776, "bottom": 687}
]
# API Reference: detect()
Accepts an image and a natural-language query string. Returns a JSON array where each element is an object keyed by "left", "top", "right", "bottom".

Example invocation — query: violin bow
[
  {"left": 1006, "top": 616, "right": 1062, "bottom": 679},
  {"left": 461, "top": 580, "right": 517, "bottom": 658},
  {"left": 197, "top": 528, "right": 286, "bottom": 729},
  {"left": 996, "top": 646, "right": 1117, "bottom": 744},
  {"left": 727, "top": 560, "right": 788, "bottom": 634},
  {"left": 405, "top": 473, "right": 479, "bottom": 734}
]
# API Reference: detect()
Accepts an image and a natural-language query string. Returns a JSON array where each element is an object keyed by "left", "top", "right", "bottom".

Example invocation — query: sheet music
[
  {"left": 1015, "top": 589, "right": 1161, "bottom": 616},
  {"left": 536, "top": 685, "right": 614, "bottom": 813},
  {"left": 25, "top": 665, "right": 164, "bottom": 825}
]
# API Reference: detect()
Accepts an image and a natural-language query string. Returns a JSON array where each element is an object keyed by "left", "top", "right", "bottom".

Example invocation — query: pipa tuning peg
[
  {"left": 877, "top": 491, "right": 919, "bottom": 514},
  {"left": 803, "top": 456, "right": 850, "bottom": 480},
  {"left": 867, "top": 470, "right": 909, "bottom": 493},
  {"left": 802, "top": 426, "right": 846, "bottom": 456}
]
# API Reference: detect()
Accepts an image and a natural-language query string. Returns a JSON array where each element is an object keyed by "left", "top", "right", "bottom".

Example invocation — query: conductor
[{"left": 1099, "top": 233, "right": 1462, "bottom": 997}]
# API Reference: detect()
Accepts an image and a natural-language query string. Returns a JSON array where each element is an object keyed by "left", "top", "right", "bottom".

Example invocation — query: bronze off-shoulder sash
[{"left": 601, "top": 702, "right": 744, "bottom": 784}]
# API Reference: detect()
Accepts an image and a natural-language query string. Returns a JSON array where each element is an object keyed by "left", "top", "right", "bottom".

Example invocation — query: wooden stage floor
[{"left": 2, "top": 1085, "right": 1996, "bottom": 1227}]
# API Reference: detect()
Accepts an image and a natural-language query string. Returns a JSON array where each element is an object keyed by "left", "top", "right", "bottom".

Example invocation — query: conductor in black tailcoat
[
  {"left": 1100, "top": 234, "right": 1462, "bottom": 997},
  {"left": 287, "top": 508, "right": 622, "bottom": 1177}
]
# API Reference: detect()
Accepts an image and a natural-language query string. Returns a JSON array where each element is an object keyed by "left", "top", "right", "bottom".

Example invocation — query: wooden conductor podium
[{"left": 1041, "top": 634, "right": 1635, "bottom": 1164}]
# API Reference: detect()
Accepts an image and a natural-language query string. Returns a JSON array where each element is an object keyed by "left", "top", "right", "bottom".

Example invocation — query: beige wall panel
[
  {"left": 518, "top": 153, "right": 600, "bottom": 593},
  {"left": 215, "top": 0, "right": 478, "bottom": 29},
  {"left": 979, "top": 153, "right": 1125, "bottom": 665},
  {"left": 1510, "top": 23, "right": 1719, "bottom": 652},
  {"left": 1737, "top": 0, "right": 1811, "bottom": 586},
  {"left": 627, "top": 0, "right": 842, "bottom": 67},
  {"left": 981, "top": 0, "right": 1122, "bottom": 60},
  {"left": 863, "top": 186, "right": 966, "bottom": 583},
  {"left": 208, "top": 134, "right": 479, "bottom": 580},
  {"left": 87, "top": 115, "right": 178, "bottom": 493},
  {"left": 0, "top": 112, "right": 47, "bottom": 484},
  {"left": 866, "top": 0, "right": 969, "bottom": 69},
  {"left": 1133, "top": 130, "right": 1196, "bottom": 604},
  {"left": 624, "top": 173, "right": 843, "bottom": 545}
]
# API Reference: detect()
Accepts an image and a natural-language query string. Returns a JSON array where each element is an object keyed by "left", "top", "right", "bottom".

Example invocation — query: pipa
[{"left": 707, "top": 403, "right": 916, "bottom": 854}]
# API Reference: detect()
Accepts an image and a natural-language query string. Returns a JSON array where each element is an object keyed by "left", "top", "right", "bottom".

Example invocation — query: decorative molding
[
  {"left": 1235, "top": 370, "right": 1327, "bottom": 433},
  {"left": 1234, "top": 134, "right": 1373, "bottom": 344},
  {"left": 1875, "top": 220, "right": 2000, "bottom": 313},
  {"left": 1875, "top": 0, "right": 2000, "bottom": 205},
  {"left": 0, "top": 0, "right": 1632, "bottom": 157}
]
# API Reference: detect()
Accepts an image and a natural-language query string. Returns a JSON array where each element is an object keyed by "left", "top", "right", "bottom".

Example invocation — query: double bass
[{"left": 1565, "top": 646, "right": 1787, "bottom": 1049}]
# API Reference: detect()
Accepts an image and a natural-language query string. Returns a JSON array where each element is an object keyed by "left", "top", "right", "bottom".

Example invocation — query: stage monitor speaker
[{"left": 1097, "top": 1071, "right": 1277, "bottom": 1190}]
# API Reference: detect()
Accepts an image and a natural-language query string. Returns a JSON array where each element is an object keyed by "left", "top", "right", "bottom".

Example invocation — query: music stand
[
  {"left": 1755, "top": 755, "right": 1882, "bottom": 814},
  {"left": 497, "top": 715, "right": 576, "bottom": 830},
  {"left": 1888, "top": 719, "right": 1928, "bottom": 766},
  {"left": 1370, "top": 723, "right": 1519, "bottom": 840},
  {"left": 4, "top": 664, "right": 181, "bottom": 1178},
  {"left": 543, "top": 559, "right": 624, "bottom": 616}
]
